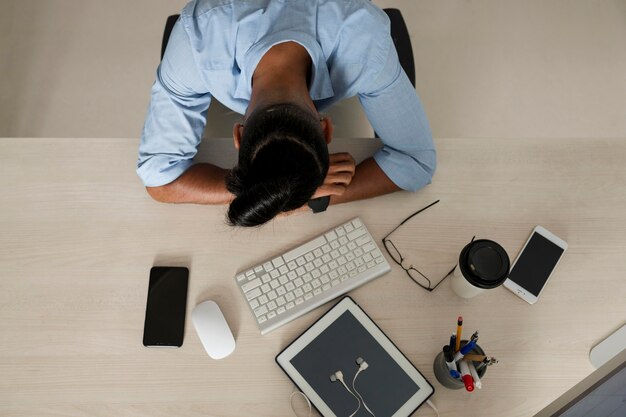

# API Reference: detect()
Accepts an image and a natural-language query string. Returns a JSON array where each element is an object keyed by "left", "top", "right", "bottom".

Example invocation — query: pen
[
  {"left": 468, "top": 361, "right": 482, "bottom": 389},
  {"left": 455, "top": 316, "right": 463, "bottom": 352},
  {"left": 470, "top": 330, "right": 479, "bottom": 342},
  {"left": 443, "top": 345, "right": 460, "bottom": 378},
  {"left": 453, "top": 339, "right": 477, "bottom": 362},
  {"left": 458, "top": 360, "right": 474, "bottom": 392}
]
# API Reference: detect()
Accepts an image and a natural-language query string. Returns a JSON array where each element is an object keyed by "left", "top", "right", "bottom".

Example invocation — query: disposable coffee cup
[{"left": 450, "top": 239, "right": 510, "bottom": 298}]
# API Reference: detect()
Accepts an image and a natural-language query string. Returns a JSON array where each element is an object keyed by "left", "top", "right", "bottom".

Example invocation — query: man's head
[{"left": 226, "top": 102, "right": 331, "bottom": 227}]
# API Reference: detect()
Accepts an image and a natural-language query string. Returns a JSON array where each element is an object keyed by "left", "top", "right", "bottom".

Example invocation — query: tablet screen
[{"left": 290, "top": 310, "right": 420, "bottom": 416}]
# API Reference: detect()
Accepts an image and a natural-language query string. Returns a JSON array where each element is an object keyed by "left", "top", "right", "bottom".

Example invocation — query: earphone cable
[
  {"left": 352, "top": 369, "right": 376, "bottom": 417},
  {"left": 290, "top": 387, "right": 312, "bottom": 417}
]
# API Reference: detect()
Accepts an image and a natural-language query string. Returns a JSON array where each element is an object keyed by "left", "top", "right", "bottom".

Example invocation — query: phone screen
[
  {"left": 507, "top": 233, "right": 565, "bottom": 296},
  {"left": 143, "top": 267, "right": 189, "bottom": 347}
]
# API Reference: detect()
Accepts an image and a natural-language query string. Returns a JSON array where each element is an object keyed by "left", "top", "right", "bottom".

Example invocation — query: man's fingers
[
  {"left": 325, "top": 172, "right": 353, "bottom": 185},
  {"left": 329, "top": 152, "right": 354, "bottom": 163}
]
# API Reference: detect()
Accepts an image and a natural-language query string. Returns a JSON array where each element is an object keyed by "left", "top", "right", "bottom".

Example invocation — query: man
[{"left": 137, "top": 0, "right": 436, "bottom": 226}]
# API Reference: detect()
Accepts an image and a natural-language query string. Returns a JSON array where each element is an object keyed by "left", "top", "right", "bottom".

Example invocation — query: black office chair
[{"left": 161, "top": 9, "right": 416, "bottom": 88}]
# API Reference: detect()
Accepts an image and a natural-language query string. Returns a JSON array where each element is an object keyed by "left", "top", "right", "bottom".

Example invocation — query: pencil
[{"left": 455, "top": 316, "right": 463, "bottom": 352}]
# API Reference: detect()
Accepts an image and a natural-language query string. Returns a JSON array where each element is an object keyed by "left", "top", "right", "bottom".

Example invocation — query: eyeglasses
[{"left": 382, "top": 200, "right": 456, "bottom": 292}]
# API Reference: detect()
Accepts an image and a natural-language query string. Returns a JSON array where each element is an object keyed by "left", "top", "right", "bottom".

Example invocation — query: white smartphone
[{"left": 504, "top": 226, "right": 568, "bottom": 304}]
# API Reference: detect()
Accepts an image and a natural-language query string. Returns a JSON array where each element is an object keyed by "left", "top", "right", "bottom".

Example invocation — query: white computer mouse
[{"left": 191, "top": 300, "right": 236, "bottom": 359}]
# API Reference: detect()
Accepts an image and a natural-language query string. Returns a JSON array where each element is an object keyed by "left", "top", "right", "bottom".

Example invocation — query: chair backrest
[{"left": 161, "top": 14, "right": 180, "bottom": 60}]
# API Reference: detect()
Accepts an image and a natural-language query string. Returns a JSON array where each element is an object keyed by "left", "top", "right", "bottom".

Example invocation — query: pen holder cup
[{"left": 433, "top": 341, "right": 486, "bottom": 390}]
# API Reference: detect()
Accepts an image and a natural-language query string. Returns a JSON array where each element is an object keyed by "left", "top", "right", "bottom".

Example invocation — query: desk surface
[{"left": 1, "top": 137, "right": 625, "bottom": 417}]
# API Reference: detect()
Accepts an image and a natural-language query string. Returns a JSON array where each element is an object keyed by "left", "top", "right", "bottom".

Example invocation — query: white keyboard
[{"left": 235, "top": 218, "right": 391, "bottom": 334}]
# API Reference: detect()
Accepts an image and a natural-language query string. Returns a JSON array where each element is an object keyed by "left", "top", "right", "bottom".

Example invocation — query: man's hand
[{"left": 311, "top": 152, "right": 356, "bottom": 199}]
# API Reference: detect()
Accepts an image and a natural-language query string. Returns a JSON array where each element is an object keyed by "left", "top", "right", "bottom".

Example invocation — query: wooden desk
[{"left": 1, "top": 137, "right": 625, "bottom": 417}]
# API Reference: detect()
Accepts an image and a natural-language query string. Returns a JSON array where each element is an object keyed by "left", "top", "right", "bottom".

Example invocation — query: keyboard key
[
  {"left": 268, "top": 290, "right": 277, "bottom": 300},
  {"left": 261, "top": 283, "right": 271, "bottom": 293},
  {"left": 279, "top": 265, "right": 289, "bottom": 274},
  {"left": 288, "top": 261, "right": 298, "bottom": 270},
  {"left": 305, "top": 253, "right": 315, "bottom": 262},
  {"left": 277, "top": 307, "right": 286, "bottom": 315},
  {"left": 312, "top": 279, "right": 321, "bottom": 288},
  {"left": 258, "top": 315, "right": 267, "bottom": 323},
  {"left": 258, "top": 295, "right": 269, "bottom": 305},
  {"left": 268, "top": 301, "right": 277, "bottom": 310},
  {"left": 325, "top": 230, "right": 338, "bottom": 241},
  {"left": 267, "top": 311, "right": 277, "bottom": 319},
  {"left": 263, "top": 262, "right": 274, "bottom": 271},
  {"left": 295, "top": 297, "right": 304, "bottom": 305},
  {"left": 296, "top": 256, "right": 306, "bottom": 266},
  {"left": 270, "top": 281, "right": 280, "bottom": 289},
  {"left": 362, "top": 243, "right": 376, "bottom": 253},
  {"left": 254, "top": 266, "right": 264, "bottom": 273},
  {"left": 277, "top": 287, "right": 286, "bottom": 296},
  {"left": 322, "top": 284, "right": 331, "bottom": 291},
  {"left": 303, "top": 283, "right": 313, "bottom": 292},
  {"left": 272, "top": 257, "right": 285, "bottom": 268},
  {"left": 356, "top": 236, "right": 371, "bottom": 246},
  {"left": 335, "top": 227, "right": 346, "bottom": 236},
  {"left": 313, "top": 248, "right": 323, "bottom": 257},
  {"left": 254, "top": 306, "right": 268, "bottom": 317},
  {"left": 236, "top": 274, "right": 246, "bottom": 282},
  {"left": 270, "top": 269, "right": 280, "bottom": 279},
  {"left": 286, "top": 302, "right": 295, "bottom": 310},
  {"left": 305, "top": 293, "right": 314, "bottom": 300},
  {"left": 285, "top": 282, "right": 295, "bottom": 292},
  {"left": 250, "top": 299, "right": 260, "bottom": 310},
  {"left": 352, "top": 218, "right": 363, "bottom": 228},
  {"left": 246, "top": 288, "right": 262, "bottom": 300},
  {"left": 242, "top": 278, "right": 262, "bottom": 292},
  {"left": 339, "top": 236, "right": 348, "bottom": 245},
  {"left": 285, "top": 292, "right": 295, "bottom": 302},
  {"left": 262, "top": 273, "right": 271, "bottom": 283},
  {"left": 276, "top": 296, "right": 286, "bottom": 306},
  {"left": 344, "top": 223, "right": 354, "bottom": 233},
  {"left": 294, "top": 288, "right": 304, "bottom": 297}
]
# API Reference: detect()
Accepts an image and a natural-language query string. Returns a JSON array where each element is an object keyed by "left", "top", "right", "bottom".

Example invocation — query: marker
[
  {"left": 468, "top": 361, "right": 482, "bottom": 389},
  {"left": 449, "top": 334, "right": 457, "bottom": 352},
  {"left": 443, "top": 345, "right": 460, "bottom": 378},
  {"left": 458, "top": 360, "right": 474, "bottom": 392},
  {"left": 455, "top": 316, "right": 463, "bottom": 352},
  {"left": 453, "top": 339, "right": 478, "bottom": 362}
]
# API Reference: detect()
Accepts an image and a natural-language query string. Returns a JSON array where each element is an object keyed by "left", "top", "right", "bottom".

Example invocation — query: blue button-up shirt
[{"left": 138, "top": 0, "right": 435, "bottom": 191}]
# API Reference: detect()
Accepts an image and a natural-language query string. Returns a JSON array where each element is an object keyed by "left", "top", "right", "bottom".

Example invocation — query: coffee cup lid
[{"left": 459, "top": 240, "right": 510, "bottom": 289}]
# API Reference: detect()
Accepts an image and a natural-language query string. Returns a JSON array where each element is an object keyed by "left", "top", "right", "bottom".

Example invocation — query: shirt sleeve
[
  {"left": 357, "top": 40, "right": 436, "bottom": 192},
  {"left": 137, "top": 17, "right": 212, "bottom": 187}
]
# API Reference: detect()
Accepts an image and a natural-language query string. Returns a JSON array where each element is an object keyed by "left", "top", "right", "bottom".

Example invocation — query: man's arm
[
  {"left": 146, "top": 163, "right": 233, "bottom": 205},
  {"left": 356, "top": 32, "right": 436, "bottom": 193}
]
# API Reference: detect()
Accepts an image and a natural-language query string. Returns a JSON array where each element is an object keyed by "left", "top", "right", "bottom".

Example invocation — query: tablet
[{"left": 276, "top": 297, "right": 434, "bottom": 417}]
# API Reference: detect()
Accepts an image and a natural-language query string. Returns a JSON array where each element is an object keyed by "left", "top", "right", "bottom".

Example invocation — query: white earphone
[
  {"left": 328, "top": 358, "right": 376, "bottom": 417},
  {"left": 352, "top": 358, "right": 375, "bottom": 417},
  {"left": 330, "top": 370, "right": 361, "bottom": 417}
]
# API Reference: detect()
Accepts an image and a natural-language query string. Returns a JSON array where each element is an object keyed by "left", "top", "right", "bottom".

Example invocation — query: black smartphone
[{"left": 142, "top": 266, "right": 189, "bottom": 347}]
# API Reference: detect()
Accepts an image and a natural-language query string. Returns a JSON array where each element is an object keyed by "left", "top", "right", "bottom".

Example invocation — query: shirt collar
[{"left": 235, "top": 31, "right": 335, "bottom": 102}]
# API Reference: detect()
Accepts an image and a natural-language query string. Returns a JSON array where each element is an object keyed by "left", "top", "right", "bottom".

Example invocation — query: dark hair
[{"left": 225, "top": 103, "right": 329, "bottom": 227}]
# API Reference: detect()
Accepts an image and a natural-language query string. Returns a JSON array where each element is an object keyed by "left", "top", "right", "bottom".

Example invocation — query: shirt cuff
[
  {"left": 374, "top": 148, "right": 436, "bottom": 192},
  {"left": 136, "top": 156, "right": 194, "bottom": 187}
]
